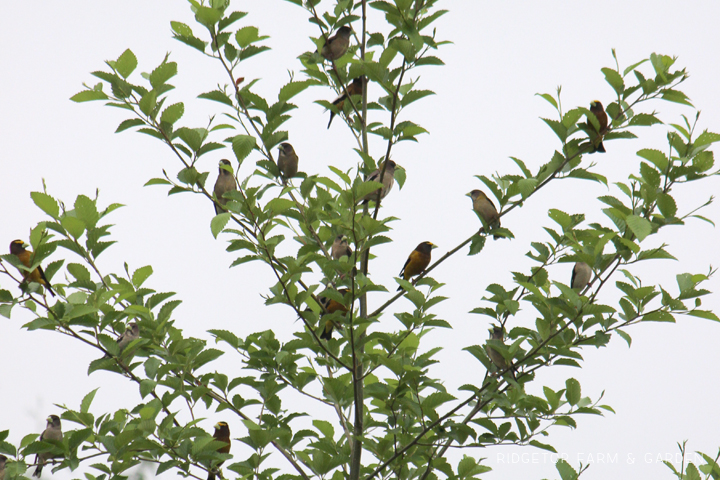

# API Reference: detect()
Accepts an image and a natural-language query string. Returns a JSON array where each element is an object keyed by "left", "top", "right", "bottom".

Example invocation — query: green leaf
[
  {"left": 656, "top": 193, "right": 677, "bottom": 218},
  {"left": 31, "top": 192, "right": 59, "bottom": 219},
  {"left": 70, "top": 90, "right": 109, "bottom": 102},
  {"left": 80, "top": 388, "right": 99, "bottom": 413},
  {"left": 686, "top": 310, "right": 720, "bottom": 322},
  {"left": 199, "top": 90, "right": 233, "bottom": 107},
  {"left": 536, "top": 92, "right": 558, "bottom": 109},
  {"left": 637, "top": 148, "right": 668, "bottom": 171},
  {"left": 161, "top": 103, "right": 184, "bottom": 125},
  {"left": 266, "top": 198, "right": 295, "bottom": 215},
  {"left": 195, "top": 6, "right": 223, "bottom": 27},
  {"left": 139, "top": 90, "right": 157, "bottom": 116},
  {"left": 61, "top": 216, "right": 85, "bottom": 239},
  {"left": 149, "top": 62, "right": 178, "bottom": 88},
  {"left": 232, "top": 135, "right": 256, "bottom": 162},
  {"left": 116, "top": 118, "right": 145, "bottom": 133},
  {"left": 626, "top": 215, "right": 652, "bottom": 241},
  {"left": 115, "top": 49, "right": 137, "bottom": 78},
  {"left": 235, "top": 26, "right": 268, "bottom": 48},
  {"left": 556, "top": 459, "right": 578, "bottom": 480},
  {"left": 211, "top": 213, "right": 231, "bottom": 239},
  {"left": 565, "top": 378, "right": 581, "bottom": 406},
  {"left": 601, "top": 67, "right": 624, "bottom": 95},
  {"left": 661, "top": 89, "right": 693, "bottom": 106},
  {"left": 278, "top": 80, "right": 314, "bottom": 103},
  {"left": 132, "top": 265, "right": 153, "bottom": 287}
]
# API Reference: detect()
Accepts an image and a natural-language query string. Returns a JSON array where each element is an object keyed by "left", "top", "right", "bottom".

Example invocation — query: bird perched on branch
[
  {"left": 398, "top": 242, "right": 436, "bottom": 291},
  {"left": 318, "top": 288, "right": 349, "bottom": 340},
  {"left": 486, "top": 326, "right": 511, "bottom": 373},
  {"left": 467, "top": 190, "right": 500, "bottom": 237},
  {"left": 104, "top": 322, "right": 139, "bottom": 359},
  {"left": 321, "top": 25, "right": 353, "bottom": 61},
  {"left": 588, "top": 100, "right": 608, "bottom": 153},
  {"left": 277, "top": 143, "right": 298, "bottom": 182},
  {"left": 327, "top": 76, "right": 364, "bottom": 128},
  {"left": 360, "top": 160, "right": 397, "bottom": 204},
  {"left": 331, "top": 235, "right": 352, "bottom": 261},
  {"left": 213, "top": 159, "right": 237, "bottom": 214},
  {"left": 208, "top": 422, "right": 231, "bottom": 480},
  {"left": 10, "top": 240, "right": 55, "bottom": 297},
  {"left": 571, "top": 261, "right": 592, "bottom": 291},
  {"left": 33, "top": 415, "right": 63, "bottom": 478}
]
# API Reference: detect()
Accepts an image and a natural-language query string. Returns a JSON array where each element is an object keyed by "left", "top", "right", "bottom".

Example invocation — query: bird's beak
[
  {"left": 430, "top": 243, "right": 438, "bottom": 249},
  {"left": 465, "top": 192, "right": 472, "bottom": 197}
]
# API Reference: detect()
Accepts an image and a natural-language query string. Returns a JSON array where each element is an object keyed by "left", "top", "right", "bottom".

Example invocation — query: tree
[{"left": 1, "top": 1, "right": 719, "bottom": 480}]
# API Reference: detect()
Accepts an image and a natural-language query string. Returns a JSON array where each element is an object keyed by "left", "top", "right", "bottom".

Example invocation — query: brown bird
[
  {"left": 104, "top": 322, "right": 140, "bottom": 359},
  {"left": 317, "top": 288, "right": 349, "bottom": 340},
  {"left": 467, "top": 190, "right": 500, "bottom": 237},
  {"left": 33, "top": 415, "right": 63, "bottom": 478},
  {"left": 328, "top": 76, "right": 364, "bottom": 128},
  {"left": 10, "top": 240, "right": 55, "bottom": 297},
  {"left": 398, "top": 241, "right": 436, "bottom": 291},
  {"left": 571, "top": 262, "right": 592, "bottom": 290},
  {"left": 321, "top": 25, "right": 353, "bottom": 61},
  {"left": 213, "top": 159, "right": 237, "bottom": 215},
  {"left": 331, "top": 235, "right": 352, "bottom": 261},
  {"left": 360, "top": 160, "right": 397, "bottom": 204},
  {"left": 588, "top": 100, "right": 608, "bottom": 153},
  {"left": 486, "top": 326, "right": 510, "bottom": 371},
  {"left": 0, "top": 454, "right": 7, "bottom": 480},
  {"left": 208, "top": 422, "right": 231, "bottom": 480},
  {"left": 277, "top": 143, "right": 299, "bottom": 182}
]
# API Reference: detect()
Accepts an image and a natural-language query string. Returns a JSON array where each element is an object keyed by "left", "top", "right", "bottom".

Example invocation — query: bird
[
  {"left": 208, "top": 421, "right": 231, "bottom": 480},
  {"left": 486, "top": 326, "right": 510, "bottom": 372},
  {"left": 104, "top": 322, "right": 140, "bottom": 358},
  {"left": 397, "top": 242, "right": 436, "bottom": 291},
  {"left": 213, "top": 159, "right": 237, "bottom": 214},
  {"left": 317, "top": 289, "right": 349, "bottom": 340},
  {"left": 0, "top": 454, "right": 7, "bottom": 480},
  {"left": 467, "top": 190, "right": 500, "bottom": 237},
  {"left": 327, "top": 76, "right": 364, "bottom": 128},
  {"left": 9, "top": 240, "right": 55, "bottom": 297},
  {"left": 277, "top": 143, "right": 299, "bottom": 182},
  {"left": 331, "top": 235, "right": 352, "bottom": 261},
  {"left": 588, "top": 100, "right": 608, "bottom": 153},
  {"left": 571, "top": 262, "right": 592, "bottom": 291},
  {"left": 33, "top": 415, "right": 63, "bottom": 478},
  {"left": 321, "top": 25, "right": 353, "bottom": 61},
  {"left": 360, "top": 160, "right": 397, "bottom": 204}
]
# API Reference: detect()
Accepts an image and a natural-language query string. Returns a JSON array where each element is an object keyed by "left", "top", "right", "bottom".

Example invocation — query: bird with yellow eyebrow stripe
[
  {"left": 588, "top": 100, "right": 608, "bottom": 153},
  {"left": 10, "top": 240, "right": 55, "bottom": 297},
  {"left": 208, "top": 422, "right": 231, "bottom": 480},
  {"left": 398, "top": 242, "right": 436, "bottom": 291}
]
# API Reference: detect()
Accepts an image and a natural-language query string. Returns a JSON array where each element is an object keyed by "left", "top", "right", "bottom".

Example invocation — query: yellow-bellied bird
[
  {"left": 32, "top": 415, "right": 63, "bottom": 478},
  {"left": 317, "top": 289, "right": 350, "bottom": 340},
  {"left": 277, "top": 143, "right": 298, "bottom": 182},
  {"left": 328, "top": 77, "right": 364, "bottom": 128},
  {"left": 321, "top": 26, "right": 353, "bottom": 61},
  {"left": 589, "top": 100, "right": 608, "bottom": 153},
  {"left": 398, "top": 242, "right": 436, "bottom": 291},
  {"left": 208, "top": 422, "right": 231, "bottom": 480},
  {"left": 571, "top": 262, "right": 592, "bottom": 290},
  {"left": 10, "top": 240, "right": 55, "bottom": 297},
  {"left": 213, "top": 159, "right": 237, "bottom": 214}
]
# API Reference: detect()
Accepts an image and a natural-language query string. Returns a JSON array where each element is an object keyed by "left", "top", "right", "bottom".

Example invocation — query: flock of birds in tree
[{"left": 3, "top": 23, "right": 609, "bottom": 479}]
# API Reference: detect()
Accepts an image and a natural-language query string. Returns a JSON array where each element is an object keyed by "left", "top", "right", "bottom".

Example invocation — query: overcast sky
[{"left": 2, "top": 1, "right": 720, "bottom": 479}]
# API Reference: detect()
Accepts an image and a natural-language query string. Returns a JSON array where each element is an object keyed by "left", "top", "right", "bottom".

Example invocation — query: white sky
[{"left": 2, "top": 1, "right": 720, "bottom": 479}]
